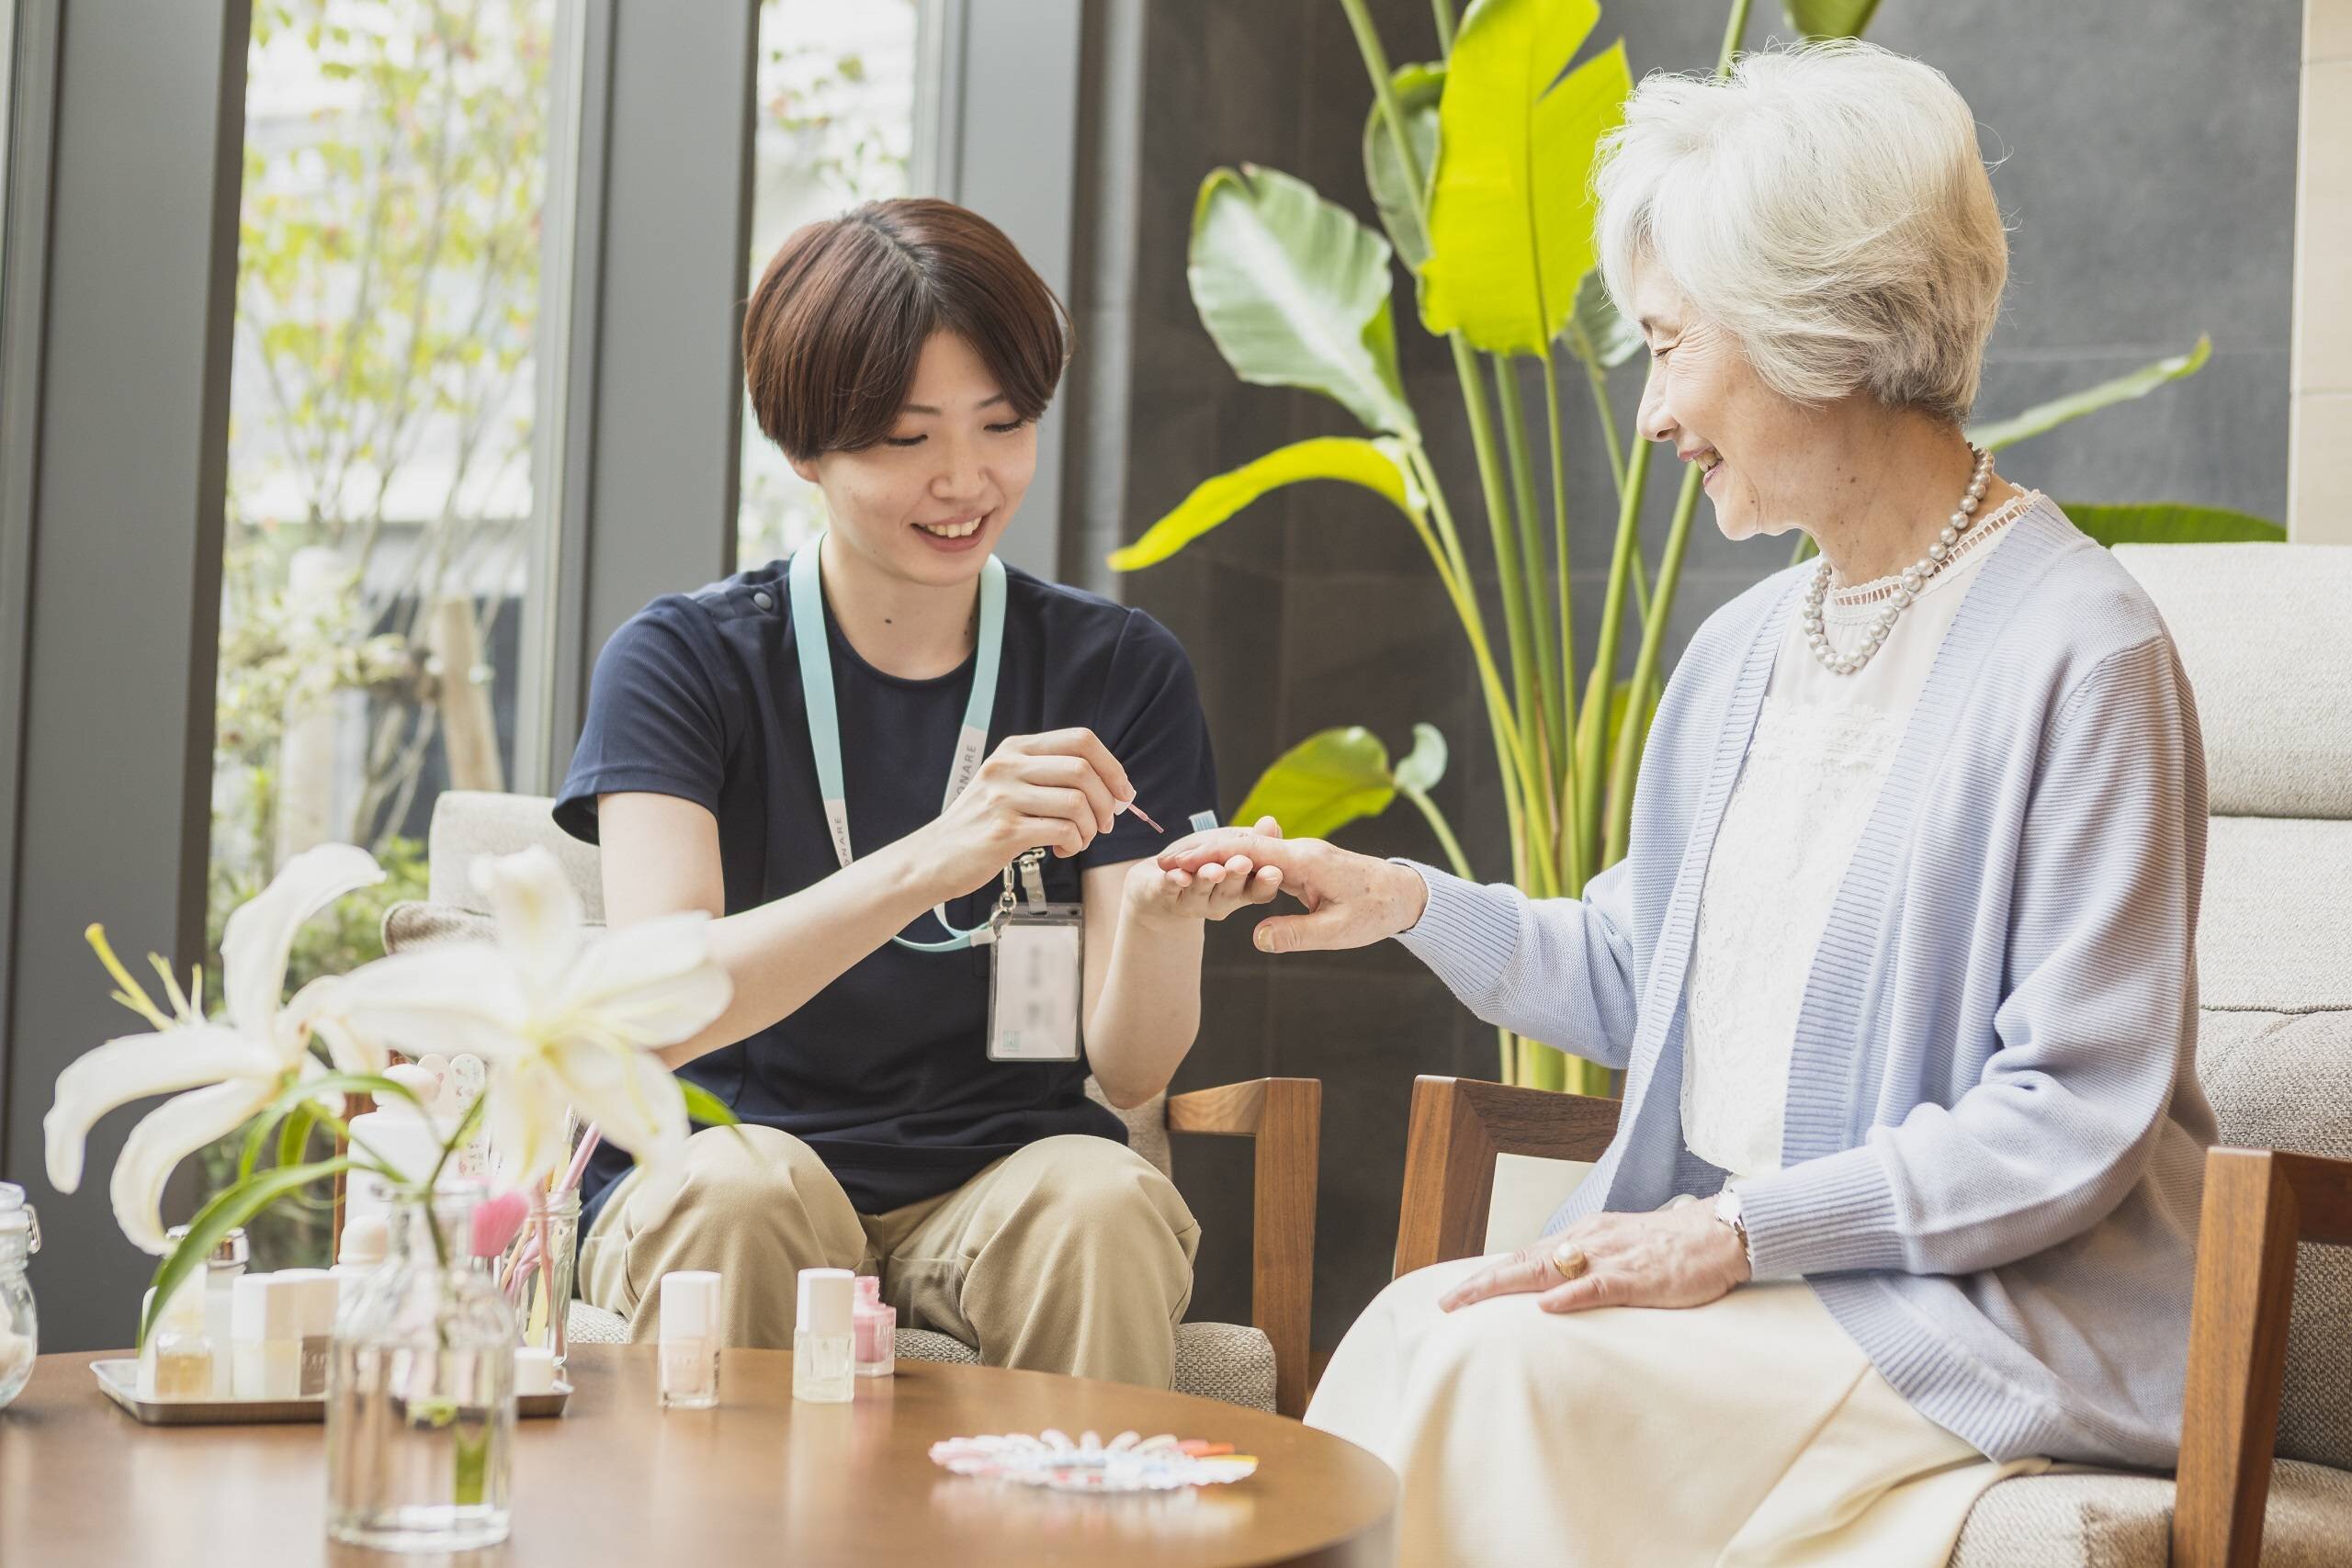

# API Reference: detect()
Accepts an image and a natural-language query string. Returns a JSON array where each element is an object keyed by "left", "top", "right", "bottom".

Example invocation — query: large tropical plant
[{"left": 1112, "top": 0, "right": 2280, "bottom": 1092}]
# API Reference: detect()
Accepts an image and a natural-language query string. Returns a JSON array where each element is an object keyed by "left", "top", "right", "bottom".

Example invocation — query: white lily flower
[
  {"left": 333, "top": 846, "right": 731, "bottom": 1189},
  {"left": 44, "top": 842, "right": 386, "bottom": 1253}
]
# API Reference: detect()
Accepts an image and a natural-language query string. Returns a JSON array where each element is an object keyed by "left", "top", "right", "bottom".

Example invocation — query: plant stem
[
  {"left": 1566, "top": 315, "right": 1627, "bottom": 498},
  {"left": 1605, "top": 462, "right": 1703, "bottom": 862},
  {"left": 1401, "top": 786, "right": 1475, "bottom": 882},
  {"left": 1576, "top": 434, "right": 1651, "bottom": 870},
  {"left": 1430, "top": 0, "right": 1454, "bottom": 56},
  {"left": 1541, "top": 357, "right": 1584, "bottom": 892},
  {"left": 1493, "top": 355, "right": 1555, "bottom": 745},
  {"left": 1716, "top": 0, "right": 1753, "bottom": 75}
]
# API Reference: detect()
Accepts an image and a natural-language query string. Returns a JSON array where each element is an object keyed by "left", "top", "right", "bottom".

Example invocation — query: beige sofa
[
  {"left": 1390, "top": 542, "right": 2352, "bottom": 1565},
  {"left": 379, "top": 792, "right": 1323, "bottom": 1416}
]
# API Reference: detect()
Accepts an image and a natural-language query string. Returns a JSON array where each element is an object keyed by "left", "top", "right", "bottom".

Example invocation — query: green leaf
[
  {"left": 1233, "top": 728, "right": 1398, "bottom": 841},
  {"left": 1391, "top": 723, "right": 1450, "bottom": 795},
  {"left": 1573, "top": 677, "right": 1660, "bottom": 789},
  {"left": 2058, "top": 502, "right": 2285, "bottom": 547},
  {"left": 1420, "top": 0, "right": 1632, "bottom": 353},
  {"left": 1363, "top": 62, "right": 1445, "bottom": 273},
  {"left": 143, "top": 1156, "right": 357, "bottom": 1348},
  {"left": 1565, "top": 268, "right": 1641, "bottom": 369},
  {"left": 678, "top": 1079, "right": 740, "bottom": 1128},
  {"left": 1782, "top": 0, "right": 1881, "bottom": 39},
  {"left": 1969, "top": 337, "right": 2211, "bottom": 453},
  {"left": 1188, "top": 164, "right": 1419, "bottom": 437},
  {"left": 1107, "top": 436, "right": 1425, "bottom": 572},
  {"left": 277, "top": 1104, "right": 318, "bottom": 1175}
]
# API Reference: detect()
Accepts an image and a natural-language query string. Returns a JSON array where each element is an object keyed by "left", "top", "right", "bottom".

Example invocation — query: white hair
[{"left": 1594, "top": 39, "right": 2007, "bottom": 424}]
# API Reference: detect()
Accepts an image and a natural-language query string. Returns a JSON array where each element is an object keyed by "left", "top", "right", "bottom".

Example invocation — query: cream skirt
[{"left": 1306, "top": 1258, "right": 2050, "bottom": 1566}]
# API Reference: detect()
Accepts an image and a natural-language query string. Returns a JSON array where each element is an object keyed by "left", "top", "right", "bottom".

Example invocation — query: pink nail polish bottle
[{"left": 852, "top": 1275, "right": 895, "bottom": 1379}]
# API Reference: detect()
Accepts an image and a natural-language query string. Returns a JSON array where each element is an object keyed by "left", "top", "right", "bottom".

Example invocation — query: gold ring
[{"left": 1548, "top": 1241, "right": 1587, "bottom": 1281}]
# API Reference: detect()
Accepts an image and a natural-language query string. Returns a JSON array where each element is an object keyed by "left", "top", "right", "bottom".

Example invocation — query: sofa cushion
[
  {"left": 2111, "top": 542, "right": 2352, "bottom": 819},
  {"left": 1951, "top": 1461, "right": 2352, "bottom": 1568},
  {"left": 2197, "top": 818, "right": 2352, "bottom": 1012}
]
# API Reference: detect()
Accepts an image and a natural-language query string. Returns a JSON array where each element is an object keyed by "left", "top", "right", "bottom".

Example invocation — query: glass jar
[
  {"left": 326, "top": 1184, "right": 518, "bottom": 1552},
  {"left": 0, "top": 1182, "right": 38, "bottom": 1410},
  {"left": 499, "top": 1189, "right": 578, "bottom": 1371}
]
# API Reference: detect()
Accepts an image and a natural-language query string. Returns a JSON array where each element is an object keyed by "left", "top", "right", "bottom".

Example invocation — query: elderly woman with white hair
[{"left": 1159, "top": 39, "right": 2213, "bottom": 1566}]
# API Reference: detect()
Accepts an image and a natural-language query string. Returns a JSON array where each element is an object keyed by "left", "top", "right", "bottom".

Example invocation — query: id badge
[{"left": 986, "top": 904, "right": 1084, "bottom": 1062}]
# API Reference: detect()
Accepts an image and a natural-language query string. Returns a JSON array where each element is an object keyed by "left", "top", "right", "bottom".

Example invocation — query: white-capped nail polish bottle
[
  {"left": 793, "top": 1269, "right": 854, "bottom": 1404},
  {"left": 658, "top": 1270, "right": 719, "bottom": 1409}
]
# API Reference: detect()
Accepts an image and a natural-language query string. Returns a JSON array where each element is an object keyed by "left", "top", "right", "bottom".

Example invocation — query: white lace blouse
[{"left": 1679, "top": 493, "right": 2040, "bottom": 1182}]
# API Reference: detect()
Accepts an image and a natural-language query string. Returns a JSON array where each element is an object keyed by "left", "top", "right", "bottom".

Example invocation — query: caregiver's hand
[
  {"left": 1438, "top": 1200, "right": 1752, "bottom": 1316},
  {"left": 914, "top": 728, "right": 1135, "bottom": 894},
  {"left": 1157, "top": 827, "right": 1429, "bottom": 953},
  {"left": 1125, "top": 816, "right": 1286, "bottom": 927}
]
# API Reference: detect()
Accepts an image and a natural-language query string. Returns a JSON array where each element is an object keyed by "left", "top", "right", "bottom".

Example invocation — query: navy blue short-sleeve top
[{"left": 555, "top": 551, "right": 1217, "bottom": 1224}]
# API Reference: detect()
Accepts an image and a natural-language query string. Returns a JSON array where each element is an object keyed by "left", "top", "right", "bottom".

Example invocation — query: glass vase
[
  {"left": 499, "top": 1189, "right": 578, "bottom": 1369},
  {"left": 326, "top": 1184, "right": 518, "bottom": 1552},
  {"left": 0, "top": 1182, "right": 39, "bottom": 1410}
]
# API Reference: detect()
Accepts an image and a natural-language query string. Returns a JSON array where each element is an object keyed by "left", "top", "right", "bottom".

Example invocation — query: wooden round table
[{"left": 0, "top": 1345, "right": 1395, "bottom": 1566}]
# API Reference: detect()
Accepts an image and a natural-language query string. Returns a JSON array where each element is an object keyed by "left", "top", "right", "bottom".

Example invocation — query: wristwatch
[{"left": 1713, "top": 1183, "right": 1751, "bottom": 1262}]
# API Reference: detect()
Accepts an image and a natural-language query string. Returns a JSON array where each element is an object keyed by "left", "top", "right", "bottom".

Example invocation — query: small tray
[{"left": 92, "top": 1359, "right": 571, "bottom": 1426}]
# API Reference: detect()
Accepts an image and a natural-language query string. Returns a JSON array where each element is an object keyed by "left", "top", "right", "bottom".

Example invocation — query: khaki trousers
[
  {"left": 579, "top": 1124, "right": 1199, "bottom": 1389},
  {"left": 1306, "top": 1258, "right": 2050, "bottom": 1567}
]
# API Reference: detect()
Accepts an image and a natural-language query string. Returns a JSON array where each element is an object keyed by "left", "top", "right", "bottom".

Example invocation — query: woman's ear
[{"left": 787, "top": 452, "right": 821, "bottom": 486}]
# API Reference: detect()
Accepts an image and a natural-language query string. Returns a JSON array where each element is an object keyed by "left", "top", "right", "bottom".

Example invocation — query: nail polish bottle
[
  {"left": 658, "top": 1270, "right": 719, "bottom": 1409},
  {"left": 231, "top": 1273, "right": 304, "bottom": 1400},
  {"left": 276, "top": 1268, "right": 336, "bottom": 1396},
  {"left": 852, "top": 1275, "right": 895, "bottom": 1379},
  {"left": 141, "top": 1279, "right": 213, "bottom": 1401},
  {"left": 793, "top": 1269, "right": 854, "bottom": 1404}
]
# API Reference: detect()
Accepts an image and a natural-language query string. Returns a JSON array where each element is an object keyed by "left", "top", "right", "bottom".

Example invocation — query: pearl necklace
[{"left": 1801, "top": 445, "right": 1996, "bottom": 677}]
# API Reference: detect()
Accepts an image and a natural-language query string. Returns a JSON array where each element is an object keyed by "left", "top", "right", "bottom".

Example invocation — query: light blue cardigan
[{"left": 1396, "top": 499, "right": 2214, "bottom": 1469}]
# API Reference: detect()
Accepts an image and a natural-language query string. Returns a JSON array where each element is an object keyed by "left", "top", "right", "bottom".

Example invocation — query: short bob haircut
[
  {"left": 1594, "top": 40, "right": 2007, "bottom": 425},
  {"left": 742, "top": 197, "right": 1071, "bottom": 462}
]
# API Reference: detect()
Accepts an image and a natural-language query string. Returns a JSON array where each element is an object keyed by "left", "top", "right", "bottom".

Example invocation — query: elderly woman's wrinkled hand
[
  {"left": 1438, "top": 1199, "right": 1753, "bottom": 1316},
  {"left": 1158, "top": 821, "right": 1430, "bottom": 953}
]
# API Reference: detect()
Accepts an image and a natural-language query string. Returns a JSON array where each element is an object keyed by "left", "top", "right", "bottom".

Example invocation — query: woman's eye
[
  {"left": 883, "top": 434, "right": 925, "bottom": 448},
  {"left": 987, "top": 419, "right": 1029, "bottom": 434}
]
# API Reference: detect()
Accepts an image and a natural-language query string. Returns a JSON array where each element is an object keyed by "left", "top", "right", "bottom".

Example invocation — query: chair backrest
[
  {"left": 2111, "top": 542, "right": 2352, "bottom": 1472},
  {"left": 386, "top": 792, "right": 1173, "bottom": 1179}
]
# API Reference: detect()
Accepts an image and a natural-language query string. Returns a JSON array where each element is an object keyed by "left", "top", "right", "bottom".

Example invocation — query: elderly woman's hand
[
  {"left": 1439, "top": 1197, "right": 1753, "bottom": 1315},
  {"left": 1158, "top": 823, "right": 1430, "bottom": 953}
]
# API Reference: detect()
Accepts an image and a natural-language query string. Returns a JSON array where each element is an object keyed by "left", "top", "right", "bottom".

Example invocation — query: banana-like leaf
[
  {"left": 1107, "top": 437, "right": 1425, "bottom": 572},
  {"left": 1234, "top": 727, "right": 1399, "bottom": 842},
  {"left": 1566, "top": 268, "right": 1641, "bottom": 369},
  {"left": 1188, "top": 164, "right": 1419, "bottom": 437},
  {"left": 1783, "top": 0, "right": 1880, "bottom": 39},
  {"left": 1364, "top": 63, "right": 1444, "bottom": 274},
  {"left": 1392, "top": 722, "right": 1450, "bottom": 794},
  {"left": 2058, "top": 502, "right": 2284, "bottom": 547},
  {"left": 1969, "top": 336, "right": 2211, "bottom": 453},
  {"left": 1420, "top": 0, "right": 1632, "bottom": 353}
]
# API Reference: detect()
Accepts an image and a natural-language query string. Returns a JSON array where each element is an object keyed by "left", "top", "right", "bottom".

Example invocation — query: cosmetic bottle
[
  {"left": 330, "top": 1213, "right": 389, "bottom": 1312},
  {"left": 277, "top": 1269, "right": 336, "bottom": 1396},
  {"left": 232, "top": 1273, "right": 304, "bottom": 1399},
  {"left": 658, "top": 1270, "right": 719, "bottom": 1409},
  {"left": 164, "top": 1221, "right": 246, "bottom": 1397},
  {"left": 514, "top": 1345, "right": 558, "bottom": 1397},
  {"left": 140, "top": 1279, "right": 213, "bottom": 1401},
  {"left": 794, "top": 1268, "right": 854, "bottom": 1404},
  {"left": 852, "top": 1275, "right": 895, "bottom": 1379}
]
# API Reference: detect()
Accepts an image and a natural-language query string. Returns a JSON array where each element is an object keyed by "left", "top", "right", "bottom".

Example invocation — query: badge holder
[{"left": 984, "top": 849, "right": 1084, "bottom": 1063}]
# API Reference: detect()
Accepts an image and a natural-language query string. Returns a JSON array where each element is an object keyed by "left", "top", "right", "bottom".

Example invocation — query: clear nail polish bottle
[
  {"left": 793, "top": 1269, "right": 854, "bottom": 1404},
  {"left": 658, "top": 1270, "right": 719, "bottom": 1410}
]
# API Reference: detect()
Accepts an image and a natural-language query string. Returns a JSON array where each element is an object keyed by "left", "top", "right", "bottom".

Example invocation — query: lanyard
[{"left": 789, "top": 534, "right": 1008, "bottom": 953}]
